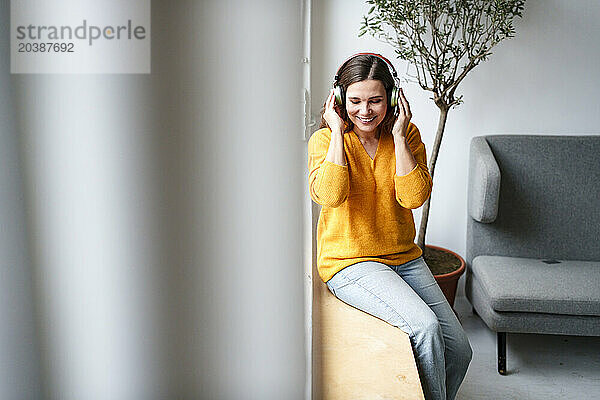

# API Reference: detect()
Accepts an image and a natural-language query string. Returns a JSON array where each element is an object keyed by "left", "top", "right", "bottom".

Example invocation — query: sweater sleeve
[
  {"left": 307, "top": 129, "right": 349, "bottom": 207},
  {"left": 393, "top": 124, "right": 433, "bottom": 209}
]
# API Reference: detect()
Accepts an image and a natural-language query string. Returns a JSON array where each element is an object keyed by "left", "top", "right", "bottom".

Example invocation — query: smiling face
[{"left": 345, "top": 79, "right": 388, "bottom": 137}]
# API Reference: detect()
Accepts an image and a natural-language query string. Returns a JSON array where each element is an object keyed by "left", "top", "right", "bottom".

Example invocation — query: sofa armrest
[{"left": 468, "top": 137, "right": 501, "bottom": 223}]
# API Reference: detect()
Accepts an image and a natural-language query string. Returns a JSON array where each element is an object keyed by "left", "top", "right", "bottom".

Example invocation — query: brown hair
[{"left": 318, "top": 54, "right": 397, "bottom": 135}]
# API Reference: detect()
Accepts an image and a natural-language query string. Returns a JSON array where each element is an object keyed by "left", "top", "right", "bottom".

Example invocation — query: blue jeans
[{"left": 326, "top": 256, "right": 472, "bottom": 400}]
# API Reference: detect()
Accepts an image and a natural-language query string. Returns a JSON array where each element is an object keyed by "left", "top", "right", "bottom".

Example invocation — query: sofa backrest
[{"left": 466, "top": 134, "right": 600, "bottom": 265}]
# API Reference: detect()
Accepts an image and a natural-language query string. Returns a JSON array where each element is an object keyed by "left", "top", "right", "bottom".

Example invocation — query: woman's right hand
[{"left": 323, "top": 89, "right": 345, "bottom": 133}]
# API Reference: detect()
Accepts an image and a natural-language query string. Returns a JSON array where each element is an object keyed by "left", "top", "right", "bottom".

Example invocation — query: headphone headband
[{"left": 333, "top": 52, "right": 399, "bottom": 84}]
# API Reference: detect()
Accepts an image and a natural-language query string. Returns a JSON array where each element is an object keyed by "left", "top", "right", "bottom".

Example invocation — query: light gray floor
[{"left": 453, "top": 278, "right": 600, "bottom": 400}]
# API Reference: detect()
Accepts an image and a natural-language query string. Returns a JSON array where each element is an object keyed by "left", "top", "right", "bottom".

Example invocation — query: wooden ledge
[{"left": 313, "top": 277, "right": 425, "bottom": 400}]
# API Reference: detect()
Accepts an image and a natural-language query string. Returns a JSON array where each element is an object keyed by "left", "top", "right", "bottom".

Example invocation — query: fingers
[
  {"left": 326, "top": 89, "right": 335, "bottom": 110},
  {"left": 399, "top": 88, "right": 412, "bottom": 120},
  {"left": 398, "top": 89, "right": 406, "bottom": 115},
  {"left": 392, "top": 89, "right": 412, "bottom": 138},
  {"left": 324, "top": 89, "right": 344, "bottom": 131},
  {"left": 326, "top": 89, "right": 342, "bottom": 116}
]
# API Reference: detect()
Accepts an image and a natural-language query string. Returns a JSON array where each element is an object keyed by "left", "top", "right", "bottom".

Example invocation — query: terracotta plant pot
[{"left": 424, "top": 245, "right": 465, "bottom": 308}]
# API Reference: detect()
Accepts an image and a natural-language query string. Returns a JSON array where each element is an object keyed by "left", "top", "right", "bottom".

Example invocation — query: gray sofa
[{"left": 465, "top": 134, "right": 600, "bottom": 375}]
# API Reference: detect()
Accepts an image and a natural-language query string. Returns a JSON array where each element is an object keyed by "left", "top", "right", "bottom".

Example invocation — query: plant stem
[{"left": 417, "top": 104, "right": 449, "bottom": 250}]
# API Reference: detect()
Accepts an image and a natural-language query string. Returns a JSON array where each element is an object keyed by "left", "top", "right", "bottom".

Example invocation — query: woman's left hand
[{"left": 391, "top": 88, "right": 412, "bottom": 139}]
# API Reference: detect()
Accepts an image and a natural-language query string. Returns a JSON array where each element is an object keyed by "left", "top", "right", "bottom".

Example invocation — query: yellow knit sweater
[{"left": 308, "top": 123, "right": 433, "bottom": 283}]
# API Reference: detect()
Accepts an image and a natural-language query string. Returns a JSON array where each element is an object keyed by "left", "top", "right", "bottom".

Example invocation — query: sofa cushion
[{"left": 471, "top": 255, "right": 600, "bottom": 316}]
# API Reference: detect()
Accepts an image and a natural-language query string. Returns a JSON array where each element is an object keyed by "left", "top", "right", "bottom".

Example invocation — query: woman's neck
[{"left": 354, "top": 126, "right": 380, "bottom": 143}]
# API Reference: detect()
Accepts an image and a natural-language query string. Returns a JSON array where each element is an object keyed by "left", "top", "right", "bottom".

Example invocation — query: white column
[
  {"left": 0, "top": 1, "right": 42, "bottom": 398},
  {"left": 14, "top": 73, "right": 165, "bottom": 400},
  {"left": 170, "top": 1, "right": 306, "bottom": 397},
  {"left": 11, "top": 1, "right": 305, "bottom": 399}
]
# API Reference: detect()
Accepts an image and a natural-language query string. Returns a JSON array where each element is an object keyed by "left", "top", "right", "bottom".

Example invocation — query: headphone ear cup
[
  {"left": 390, "top": 86, "right": 399, "bottom": 108},
  {"left": 333, "top": 85, "right": 344, "bottom": 106}
]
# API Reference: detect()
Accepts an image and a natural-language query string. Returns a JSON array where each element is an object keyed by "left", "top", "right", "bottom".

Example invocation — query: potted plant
[{"left": 360, "top": 0, "right": 526, "bottom": 306}]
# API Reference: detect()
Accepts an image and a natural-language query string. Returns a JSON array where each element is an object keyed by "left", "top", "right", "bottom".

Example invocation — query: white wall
[{"left": 310, "top": 0, "right": 600, "bottom": 257}]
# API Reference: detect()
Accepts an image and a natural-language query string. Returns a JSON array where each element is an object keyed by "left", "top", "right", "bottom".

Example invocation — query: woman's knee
[
  {"left": 452, "top": 331, "right": 473, "bottom": 370},
  {"left": 462, "top": 336, "right": 473, "bottom": 366},
  {"left": 411, "top": 312, "right": 443, "bottom": 343}
]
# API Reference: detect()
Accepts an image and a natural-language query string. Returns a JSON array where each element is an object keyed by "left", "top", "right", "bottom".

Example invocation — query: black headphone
[{"left": 333, "top": 52, "right": 400, "bottom": 108}]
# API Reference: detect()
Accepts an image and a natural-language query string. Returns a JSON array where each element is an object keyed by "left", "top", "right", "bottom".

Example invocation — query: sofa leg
[{"left": 498, "top": 332, "right": 507, "bottom": 375}]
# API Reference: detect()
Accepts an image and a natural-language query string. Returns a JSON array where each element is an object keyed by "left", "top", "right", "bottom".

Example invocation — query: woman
[{"left": 307, "top": 53, "right": 472, "bottom": 400}]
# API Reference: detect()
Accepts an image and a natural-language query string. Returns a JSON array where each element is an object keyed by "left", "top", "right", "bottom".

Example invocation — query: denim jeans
[{"left": 326, "top": 256, "right": 472, "bottom": 400}]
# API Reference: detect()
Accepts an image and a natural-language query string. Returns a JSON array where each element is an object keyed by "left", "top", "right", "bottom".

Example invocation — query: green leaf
[{"left": 359, "top": 0, "right": 526, "bottom": 99}]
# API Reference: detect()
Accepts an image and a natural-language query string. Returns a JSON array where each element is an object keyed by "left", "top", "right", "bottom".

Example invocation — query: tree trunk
[{"left": 417, "top": 105, "right": 449, "bottom": 250}]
